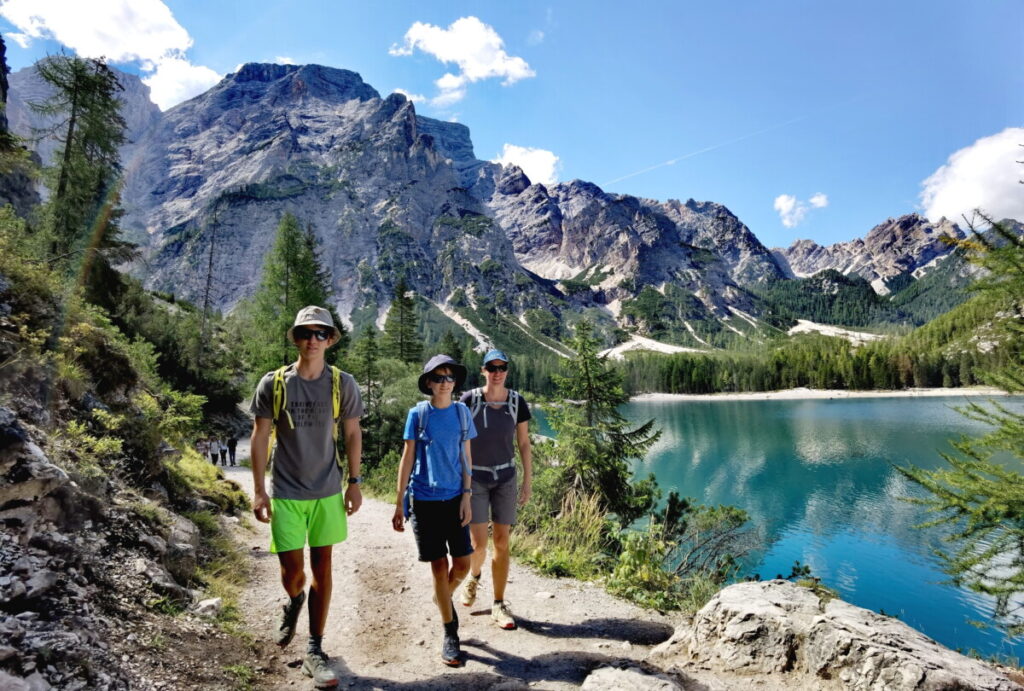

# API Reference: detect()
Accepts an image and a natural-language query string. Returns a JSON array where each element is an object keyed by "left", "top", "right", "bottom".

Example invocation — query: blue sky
[{"left": 2, "top": 0, "right": 1021, "bottom": 248}]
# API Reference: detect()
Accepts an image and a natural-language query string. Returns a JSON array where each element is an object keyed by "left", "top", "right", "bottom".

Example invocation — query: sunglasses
[
  {"left": 484, "top": 363, "right": 509, "bottom": 373},
  {"left": 429, "top": 374, "right": 457, "bottom": 383},
  {"left": 294, "top": 327, "right": 332, "bottom": 342}
]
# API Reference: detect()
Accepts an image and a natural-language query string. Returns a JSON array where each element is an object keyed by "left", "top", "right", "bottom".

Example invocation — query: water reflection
[{"left": 616, "top": 396, "right": 1024, "bottom": 658}]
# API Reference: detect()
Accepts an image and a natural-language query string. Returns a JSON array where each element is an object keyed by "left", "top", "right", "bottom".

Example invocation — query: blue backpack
[{"left": 403, "top": 401, "right": 472, "bottom": 517}]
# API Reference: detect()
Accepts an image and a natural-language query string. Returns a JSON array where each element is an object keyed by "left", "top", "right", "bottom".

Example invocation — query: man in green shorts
[{"left": 250, "top": 306, "right": 363, "bottom": 689}]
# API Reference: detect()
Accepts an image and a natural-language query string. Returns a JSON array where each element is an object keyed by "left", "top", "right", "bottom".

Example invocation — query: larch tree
[{"left": 899, "top": 216, "right": 1024, "bottom": 635}]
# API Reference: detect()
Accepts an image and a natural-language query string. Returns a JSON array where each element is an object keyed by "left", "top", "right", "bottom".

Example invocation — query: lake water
[{"left": 537, "top": 395, "right": 1024, "bottom": 659}]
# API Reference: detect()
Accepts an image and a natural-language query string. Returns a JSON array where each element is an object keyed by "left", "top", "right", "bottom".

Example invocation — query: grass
[
  {"left": 165, "top": 449, "right": 249, "bottom": 512},
  {"left": 223, "top": 663, "right": 256, "bottom": 690}
]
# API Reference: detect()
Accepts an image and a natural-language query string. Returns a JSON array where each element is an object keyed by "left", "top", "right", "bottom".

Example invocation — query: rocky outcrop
[
  {"left": 650, "top": 580, "right": 1021, "bottom": 690},
  {"left": 773, "top": 214, "right": 964, "bottom": 294}
]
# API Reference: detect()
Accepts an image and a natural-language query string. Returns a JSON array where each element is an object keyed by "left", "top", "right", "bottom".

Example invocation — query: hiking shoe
[
  {"left": 302, "top": 650, "right": 339, "bottom": 688},
  {"left": 460, "top": 574, "right": 480, "bottom": 607},
  {"left": 441, "top": 628, "right": 461, "bottom": 666},
  {"left": 274, "top": 591, "right": 305, "bottom": 647},
  {"left": 492, "top": 600, "right": 516, "bottom": 630}
]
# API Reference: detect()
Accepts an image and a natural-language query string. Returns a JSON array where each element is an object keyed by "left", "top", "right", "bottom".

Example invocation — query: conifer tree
[
  {"left": 899, "top": 217, "right": 1024, "bottom": 635},
  {"left": 383, "top": 278, "right": 422, "bottom": 363},
  {"left": 240, "top": 212, "right": 345, "bottom": 377},
  {"left": 547, "top": 319, "right": 660, "bottom": 524},
  {"left": 350, "top": 325, "right": 384, "bottom": 464},
  {"left": 438, "top": 329, "right": 464, "bottom": 364},
  {"left": 31, "top": 54, "right": 128, "bottom": 268}
]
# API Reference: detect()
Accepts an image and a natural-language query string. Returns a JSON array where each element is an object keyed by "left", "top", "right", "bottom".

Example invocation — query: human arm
[
  {"left": 516, "top": 421, "right": 532, "bottom": 506},
  {"left": 342, "top": 417, "right": 362, "bottom": 515},
  {"left": 250, "top": 417, "right": 273, "bottom": 523},
  {"left": 460, "top": 440, "right": 473, "bottom": 526},
  {"left": 392, "top": 440, "right": 416, "bottom": 531}
]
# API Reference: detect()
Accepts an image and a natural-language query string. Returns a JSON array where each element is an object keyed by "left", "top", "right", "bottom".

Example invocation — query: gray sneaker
[
  {"left": 492, "top": 600, "right": 516, "bottom": 630},
  {"left": 274, "top": 591, "right": 305, "bottom": 647},
  {"left": 460, "top": 574, "right": 480, "bottom": 607},
  {"left": 302, "top": 650, "right": 339, "bottom": 688}
]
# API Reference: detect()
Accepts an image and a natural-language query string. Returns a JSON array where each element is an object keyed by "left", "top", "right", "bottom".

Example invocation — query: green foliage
[
  {"left": 607, "top": 523, "right": 681, "bottom": 610},
  {"left": 383, "top": 277, "right": 422, "bottom": 363},
  {"left": 547, "top": 320, "right": 661, "bottom": 524},
  {"left": 899, "top": 217, "right": 1024, "bottom": 636},
  {"left": 753, "top": 270, "right": 902, "bottom": 327},
  {"left": 436, "top": 213, "right": 492, "bottom": 238},
  {"left": 235, "top": 212, "right": 346, "bottom": 382},
  {"left": 513, "top": 490, "right": 613, "bottom": 578},
  {"left": 31, "top": 54, "right": 133, "bottom": 284},
  {"left": 164, "top": 449, "right": 249, "bottom": 512}
]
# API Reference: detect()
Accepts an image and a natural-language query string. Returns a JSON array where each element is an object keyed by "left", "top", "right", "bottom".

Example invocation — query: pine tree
[
  {"left": 383, "top": 278, "right": 422, "bottom": 363},
  {"left": 350, "top": 325, "right": 384, "bottom": 464},
  {"left": 239, "top": 212, "right": 345, "bottom": 378},
  {"left": 899, "top": 217, "right": 1024, "bottom": 635},
  {"left": 547, "top": 319, "right": 661, "bottom": 524},
  {"left": 438, "top": 329, "right": 464, "bottom": 364},
  {"left": 30, "top": 54, "right": 128, "bottom": 268}
]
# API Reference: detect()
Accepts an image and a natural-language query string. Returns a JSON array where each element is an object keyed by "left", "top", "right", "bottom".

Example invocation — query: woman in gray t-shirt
[{"left": 457, "top": 349, "right": 532, "bottom": 630}]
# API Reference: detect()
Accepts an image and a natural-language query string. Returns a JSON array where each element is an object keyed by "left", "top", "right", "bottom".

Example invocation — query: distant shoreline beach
[{"left": 631, "top": 387, "right": 1014, "bottom": 402}]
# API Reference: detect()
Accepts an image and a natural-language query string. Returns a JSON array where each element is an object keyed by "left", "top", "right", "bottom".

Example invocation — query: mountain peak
[{"left": 213, "top": 62, "right": 380, "bottom": 106}]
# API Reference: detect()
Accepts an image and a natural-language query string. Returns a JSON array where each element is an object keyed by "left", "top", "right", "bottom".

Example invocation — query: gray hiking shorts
[{"left": 470, "top": 475, "right": 518, "bottom": 526}]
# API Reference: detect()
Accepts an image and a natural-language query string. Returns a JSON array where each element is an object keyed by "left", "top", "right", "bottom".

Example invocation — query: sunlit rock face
[{"left": 773, "top": 214, "right": 964, "bottom": 294}]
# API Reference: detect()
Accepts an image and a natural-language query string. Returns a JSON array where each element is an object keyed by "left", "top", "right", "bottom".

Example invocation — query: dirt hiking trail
[{"left": 225, "top": 465, "right": 680, "bottom": 689}]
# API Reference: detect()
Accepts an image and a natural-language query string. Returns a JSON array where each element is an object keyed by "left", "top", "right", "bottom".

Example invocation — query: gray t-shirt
[
  {"left": 250, "top": 365, "right": 363, "bottom": 500},
  {"left": 460, "top": 388, "right": 531, "bottom": 484}
]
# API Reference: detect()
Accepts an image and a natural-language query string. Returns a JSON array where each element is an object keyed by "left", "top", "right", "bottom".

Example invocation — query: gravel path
[{"left": 224, "top": 460, "right": 681, "bottom": 690}]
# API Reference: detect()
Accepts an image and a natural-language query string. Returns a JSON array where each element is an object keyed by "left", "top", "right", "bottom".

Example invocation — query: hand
[
  {"left": 252, "top": 489, "right": 272, "bottom": 523},
  {"left": 392, "top": 505, "right": 405, "bottom": 532},
  {"left": 460, "top": 493, "right": 472, "bottom": 527},
  {"left": 518, "top": 481, "right": 532, "bottom": 507},
  {"left": 344, "top": 484, "right": 362, "bottom": 516}
]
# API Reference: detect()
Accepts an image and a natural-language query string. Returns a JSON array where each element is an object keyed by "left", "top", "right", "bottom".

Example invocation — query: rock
[
  {"left": 132, "top": 558, "right": 193, "bottom": 604},
  {"left": 194, "top": 598, "right": 222, "bottom": 617},
  {"left": 163, "top": 541, "right": 197, "bottom": 585},
  {"left": 650, "top": 580, "right": 1021, "bottom": 690},
  {"left": 24, "top": 570, "right": 58, "bottom": 599},
  {"left": 0, "top": 406, "right": 28, "bottom": 451},
  {"left": 138, "top": 534, "right": 168, "bottom": 556},
  {"left": 581, "top": 666, "right": 683, "bottom": 690},
  {"left": 0, "top": 670, "right": 32, "bottom": 691},
  {"left": 0, "top": 446, "right": 70, "bottom": 508}
]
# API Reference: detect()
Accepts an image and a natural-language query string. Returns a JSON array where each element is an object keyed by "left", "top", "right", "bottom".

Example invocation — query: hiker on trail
[
  {"left": 457, "top": 349, "right": 532, "bottom": 630},
  {"left": 197, "top": 438, "right": 211, "bottom": 462},
  {"left": 207, "top": 436, "right": 220, "bottom": 465},
  {"left": 249, "top": 306, "right": 363, "bottom": 689},
  {"left": 227, "top": 436, "right": 238, "bottom": 466},
  {"left": 392, "top": 354, "right": 477, "bottom": 667},
  {"left": 218, "top": 438, "right": 229, "bottom": 466}
]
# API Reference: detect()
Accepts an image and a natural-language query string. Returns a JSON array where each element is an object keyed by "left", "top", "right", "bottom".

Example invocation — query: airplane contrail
[{"left": 601, "top": 109, "right": 828, "bottom": 188}]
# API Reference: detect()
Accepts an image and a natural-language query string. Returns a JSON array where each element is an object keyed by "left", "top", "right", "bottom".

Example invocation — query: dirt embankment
[{"left": 227, "top": 465, "right": 681, "bottom": 689}]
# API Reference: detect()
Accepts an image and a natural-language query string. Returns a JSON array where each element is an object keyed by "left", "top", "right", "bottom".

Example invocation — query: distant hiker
[
  {"left": 392, "top": 354, "right": 476, "bottom": 667},
  {"left": 457, "top": 349, "right": 532, "bottom": 630},
  {"left": 227, "top": 436, "right": 238, "bottom": 466},
  {"left": 197, "top": 438, "right": 210, "bottom": 461},
  {"left": 219, "top": 438, "right": 229, "bottom": 466},
  {"left": 207, "top": 436, "right": 219, "bottom": 465},
  {"left": 249, "top": 306, "right": 363, "bottom": 689}
]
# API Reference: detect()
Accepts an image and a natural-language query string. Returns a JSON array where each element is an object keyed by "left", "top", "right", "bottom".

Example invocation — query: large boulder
[{"left": 650, "top": 580, "right": 1021, "bottom": 691}]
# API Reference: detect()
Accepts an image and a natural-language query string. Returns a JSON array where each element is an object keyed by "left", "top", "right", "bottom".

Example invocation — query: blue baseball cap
[{"left": 482, "top": 349, "right": 510, "bottom": 364}]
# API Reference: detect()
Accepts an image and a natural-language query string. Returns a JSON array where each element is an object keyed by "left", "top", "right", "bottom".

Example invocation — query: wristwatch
[
  {"left": 348, "top": 476, "right": 362, "bottom": 485},
  {"left": 462, "top": 487, "right": 472, "bottom": 494}
]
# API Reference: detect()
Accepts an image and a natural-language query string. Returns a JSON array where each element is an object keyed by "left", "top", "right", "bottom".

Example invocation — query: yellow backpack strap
[
  {"left": 268, "top": 365, "right": 293, "bottom": 461},
  {"left": 330, "top": 365, "right": 343, "bottom": 465}
]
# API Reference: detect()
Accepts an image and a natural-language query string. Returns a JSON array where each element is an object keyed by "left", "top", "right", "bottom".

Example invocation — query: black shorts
[{"left": 409, "top": 496, "right": 473, "bottom": 562}]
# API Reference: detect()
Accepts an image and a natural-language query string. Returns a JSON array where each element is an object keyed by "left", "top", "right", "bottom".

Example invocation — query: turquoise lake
[{"left": 535, "top": 395, "right": 1024, "bottom": 659}]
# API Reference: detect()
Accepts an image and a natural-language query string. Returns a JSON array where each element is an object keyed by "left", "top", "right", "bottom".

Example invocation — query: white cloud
[
  {"left": 142, "top": 57, "right": 221, "bottom": 111},
  {"left": 493, "top": 144, "right": 560, "bottom": 186},
  {"left": 393, "top": 88, "right": 427, "bottom": 104},
  {"left": 920, "top": 127, "right": 1024, "bottom": 226},
  {"left": 390, "top": 16, "right": 535, "bottom": 106},
  {"left": 275, "top": 56, "right": 296, "bottom": 65},
  {"left": 527, "top": 29, "right": 545, "bottom": 46},
  {"left": 774, "top": 193, "right": 828, "bottom": 228},
  {"left": 0, "top": 0, "right": 220, "bottom": 110}
]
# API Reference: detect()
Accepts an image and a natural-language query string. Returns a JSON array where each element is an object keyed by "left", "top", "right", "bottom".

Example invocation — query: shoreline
[{"left": 631, "top": 386, "right": 1015, "bottom": 402}]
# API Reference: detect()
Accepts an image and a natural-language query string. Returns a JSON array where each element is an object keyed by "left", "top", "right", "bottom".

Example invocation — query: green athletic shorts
[{"left": 269, "top": 493, "right": 347, "bottom": 553}]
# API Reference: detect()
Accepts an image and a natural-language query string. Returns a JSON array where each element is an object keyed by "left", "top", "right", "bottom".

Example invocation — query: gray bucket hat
[
  {"left": 418, "top": 354, "right": 467, "bottom": 394},
  {"left": 286, "top": 305, "right": 340, "bottom": 346}
]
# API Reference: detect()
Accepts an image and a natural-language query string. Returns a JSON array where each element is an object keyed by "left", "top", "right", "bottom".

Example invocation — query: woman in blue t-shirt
[{"left": 392, "top": 354, "right": 477, "bottom": 667}]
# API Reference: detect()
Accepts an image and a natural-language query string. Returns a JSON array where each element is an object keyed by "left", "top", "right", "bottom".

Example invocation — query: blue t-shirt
[{"left": 403, "top": 402, "right": 478, "bottom": 501}]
